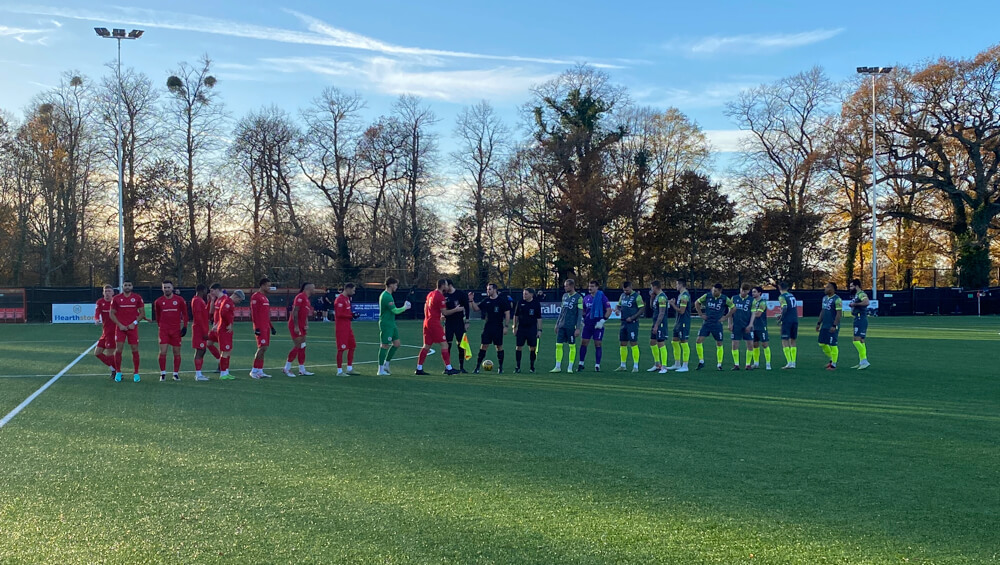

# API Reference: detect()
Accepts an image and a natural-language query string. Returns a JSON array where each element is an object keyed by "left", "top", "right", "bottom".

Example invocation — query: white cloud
[
  {"left": 259, "top": 56, "right": 556, "bottom": 101},
  {"left": 0, "top": 24, "right": 53, "bottom": 44},
  {"left": 636, "top": 81, "right": 756, "bottom": 109},
  {"left": 3, "top": 4, "right": 616, "bottom": 67},
  {"left": 668, "top": 28, "right": 844, "bottom": 55},
  {"left": 704, "top": 129, "right": 750, "bottom": 153}
]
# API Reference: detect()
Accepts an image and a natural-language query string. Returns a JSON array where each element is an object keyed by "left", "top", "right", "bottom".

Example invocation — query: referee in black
[
  {"left": 513, "top": 288, "right": 543, "bottom": 373},
  {"left": 444, "top": 279, "right": 470, "bottom": 373}
]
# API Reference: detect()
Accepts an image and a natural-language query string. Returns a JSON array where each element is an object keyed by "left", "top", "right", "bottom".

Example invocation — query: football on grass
[{"left": 482, "top": 360, "right": 494, "bottom": 371}]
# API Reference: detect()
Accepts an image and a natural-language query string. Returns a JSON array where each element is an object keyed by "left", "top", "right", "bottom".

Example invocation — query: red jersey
[
  {"left": 111, "top": 292, "right": 144, "bottom": 326},
  {"left": 250, "top": 291, "right": 271, "bottom": 329},
  {"left": 334, "top": 293, "right": 353, "bottom": 324},
  {"left": 214, "top": 295, "right": 235, "bottom": 331},
  {"left": 95, "top": 298, "right": 115, "bottom": 329},
  {"left": 191, "top": 296, "right": 210, "bottom": 329},
  {"left": 424, "top": 289, "right": 446, "bottom": 326},
  {"left": 291, "top": 292, "right": 312, "bottom": 331},
  {"left": 154, "top": 295, "right": 188, "bottom": 330}
]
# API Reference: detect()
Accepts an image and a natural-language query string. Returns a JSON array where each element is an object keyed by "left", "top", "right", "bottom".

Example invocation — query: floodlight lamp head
[
  {"left": 112, "top": 28, "right": 126, "bottom": 38},
  {"left": 879, "top": 67, "right": 894, "bottom": 74},
  {"left": 128, "top": 29, "right": 143, "bottom": 38},
  {"left": 94, "top": 27, "right": 110, "bottom": 37}
]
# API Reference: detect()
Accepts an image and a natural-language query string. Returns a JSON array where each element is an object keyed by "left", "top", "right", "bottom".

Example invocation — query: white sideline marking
[{"left": 0, "top": 341, "right": 97, "bottom": 429}]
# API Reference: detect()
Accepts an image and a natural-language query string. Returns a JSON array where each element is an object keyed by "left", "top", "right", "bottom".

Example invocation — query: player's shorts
[
  {"left": 619, "top": 323, "right": 639, "bottom": 343},
  {"left": 115, "top": 325, "right": 139, "bottom": 346},
  {"left": 423, "top": 323, "right": 446, "bottom": 345},
  {"left": 445, "top": 322, "right": 466, "bottom": 343},
  {"left": 337, "top": 328, "right": 356, "bottom": 351},
  {"left": 288, "top": 322, "right": 306, "bottom": 339},
  {"left": 730, "top": 329, "right": 753, "bottom": 342},
  {"left": 516, "top": 330, "right": 538, "bottom": 348},
  {"left": 698, "top": 322, "right": 724, "bottom": 342},
  {"left": 673, "top": 319, "right": 691, "bottom": 341},
  {"left": 556, "top": 326, "right": 576, "bottom": 344},
  {"left": 581, "top": 322, "right": 605, "bottom": 342},
  {"left": 158, "top": 328, "right": 182, "bottom": 347},
  {"left": 781, "top": 322, "right": 799, "bottom": 340},
  {"left": 752, "top": 327, "right": 769, "bottom": 343},
  {"left": 192, "top": 326, "right": 209, "bottom": 350},
  {"left": 853, "top": 317, "right": 868, "bottom": 339},
  {"left": 254, "top": 326, "right": 271, "bottom": 348},
  {"left": 650, "top": 324, "right": 668, "bottom": 343},
  {"left": 216, "top": 330, "right": 233, "bottom": 352},
  {"left": 818, "top": 326, "right": 839, "bottom": 346},
  {"left": 481, "top": 326, "right": 504, "bottom": 347},
  {"left": 98, "top": 328, "right": 117, "bottom": 350},
  {"left": 379, "top": 323, "right": 399, "bottom": 345}
]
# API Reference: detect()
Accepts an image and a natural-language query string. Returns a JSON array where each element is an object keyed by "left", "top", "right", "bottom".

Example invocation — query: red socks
[
  {"left": 287, "top": 349, "right": 297, "bottom": 363},
  {"left": 442, "top": 348, "right": 452, "bottom": 366},
  {"left": 114, "top": 352, "right": 122, "bottom": 372},
  {"left": 132, "top": 351, "right": 140, "bottom": 373},
  {"left": 173, "top": 355, "right": 181, "bottom": 373},
  {"left": 253, "top": 358, "right": 264, "bottom": 370},
  {"left": 418, "top": 348, "right": 429, "bottom": 365},
  {"left": 158, "top": 354, "right": 167, "bottom": 372},
  {"left": 297, "top": 348, "right": 306, "bottom": 364},
  {"left": 220, "top": 357, "right": 230, "bottom": 372},
  {"left": 207, "top": 345, "right": 221, "bottom": 359},
  {"left": 97, "top": 353, "right": 113, "bottom": 367},
  {"left": 336, "top": 349, "right": 345, "bottom": 368},
  {"left": 347, "top": 349, "right": 354, "bottom": 366},
  {"left": 194, "top": 357, "right": 204, "bottom": 371}
]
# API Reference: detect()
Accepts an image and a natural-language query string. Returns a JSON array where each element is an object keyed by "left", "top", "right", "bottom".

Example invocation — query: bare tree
[
  {"left": 726, "top": 67, "right": 837, "bottom": 286},
  {"left": 165, "top": 54, "right": 225, "bottom": 284},
  {"left": 452, "top": 100, "right": 508, "bottom": 288},
  {"left": 298, "top": 87, "right": 370, "bottom": 281},
  {"left": 394, "top": 95, "right": 440, "bottom": 283}
]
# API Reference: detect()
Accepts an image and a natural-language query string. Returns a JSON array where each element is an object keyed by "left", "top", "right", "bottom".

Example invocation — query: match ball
[{"left": 482, "top": 360, "right": 494, "bottom": 371}]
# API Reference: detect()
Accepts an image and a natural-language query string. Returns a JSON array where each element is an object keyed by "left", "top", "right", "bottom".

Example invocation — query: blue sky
[{"left": 1, "top": 0, "right": 998, "bottom": 168}]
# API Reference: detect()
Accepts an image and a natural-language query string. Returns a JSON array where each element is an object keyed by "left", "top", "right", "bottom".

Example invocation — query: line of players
[
  {"left": 92, "top": 274, "right": 872, "bottom": 381},
  {"left": 93, "top": 277, "right": 333, "bottom": 382},
  {"left": 401, "top": 277, "right": 872, "bottom": 375}
]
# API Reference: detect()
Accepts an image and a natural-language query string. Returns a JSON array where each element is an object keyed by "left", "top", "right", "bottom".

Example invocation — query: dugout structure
[{"left": 0, "top": 288, "right": 27, "bottom": 323}]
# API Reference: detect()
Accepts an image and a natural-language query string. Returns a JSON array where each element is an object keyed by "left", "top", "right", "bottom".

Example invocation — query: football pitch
[{"left": 0, "top": 318, "right": 997, "bottom": 564}]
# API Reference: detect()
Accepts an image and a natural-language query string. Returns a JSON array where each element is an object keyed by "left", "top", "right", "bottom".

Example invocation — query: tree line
[{"left": 2, "top": 45, "right": 999, "bottom": 291}]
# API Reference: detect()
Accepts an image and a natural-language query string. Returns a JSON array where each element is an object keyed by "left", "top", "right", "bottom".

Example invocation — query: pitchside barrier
[{"left": 16, "top": 286, "right": 1000, "bottom": 323}]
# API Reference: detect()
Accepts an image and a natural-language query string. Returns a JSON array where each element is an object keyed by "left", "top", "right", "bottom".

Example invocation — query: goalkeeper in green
[{"left": 378, "top": 277, "right": 411, "bottom": 375}]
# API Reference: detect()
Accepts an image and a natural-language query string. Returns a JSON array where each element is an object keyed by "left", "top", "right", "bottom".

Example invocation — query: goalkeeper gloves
[
  {"left": 270, "top": 325, "right": 277, "bottom": 335},
  {"left": 595, "top": 319, "right": 605, "bottom": 329},
  {"left": 254, "top": 329, "right": 261, "bottom": 336},
  {"left": 352, "top": 312, "right": 360, "bottom": 320},
  {"left": 180, "top": 326, "right": 187, "bottom": 337}
]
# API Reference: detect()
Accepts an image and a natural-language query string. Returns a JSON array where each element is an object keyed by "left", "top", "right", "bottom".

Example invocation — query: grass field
[{"left": 0, "top": 317, "right": 997, "bottom": 564}]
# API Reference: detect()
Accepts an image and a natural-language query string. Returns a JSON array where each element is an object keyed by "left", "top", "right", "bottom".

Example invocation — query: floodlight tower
[
  {"left": 855, "top": 66, "right": 893, "bottom": 300},
  {"left": 94, "top": 27, "right": 144, "bottom": 290}
]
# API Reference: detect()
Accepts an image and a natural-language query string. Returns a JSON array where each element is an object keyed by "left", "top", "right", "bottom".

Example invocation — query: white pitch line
[{"left": 0, "top": 341, "right": 97, "bottom": 429}]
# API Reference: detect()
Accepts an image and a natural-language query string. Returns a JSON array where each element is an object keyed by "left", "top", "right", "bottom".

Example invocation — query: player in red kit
[
  {"left": 284, "top": 282, "right": 316, "bottom": 377},
  {"left": 190, "top": 284, "right": 218, "bottom": 381},
  {"left": 94, "top": 284, "right": 118, "bottom": 379},
  {"left": 250, "top": 278, "right": 275, "bottom": 379},
  {"left": 209, "top": 284, "right": 244, "bottom": 380},
  {"left": 334, "top": 283, "right": 359, "bottom": 376},
  {"left": 416, "top": 279, "right": 462, "bottom": 376},
  {"left": 109, "top": 280, "right": 147, "bottom": 383},
  {"left": 154, "top": 280, "right": 188, "bottom": 382},
  {"left": 214, "top": 284, "right": 245, "bottom": 379}
]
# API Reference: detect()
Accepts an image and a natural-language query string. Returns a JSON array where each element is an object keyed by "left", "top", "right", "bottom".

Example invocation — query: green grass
[{"left": 0, "top": 317, "right": 997, "bottom": 564}]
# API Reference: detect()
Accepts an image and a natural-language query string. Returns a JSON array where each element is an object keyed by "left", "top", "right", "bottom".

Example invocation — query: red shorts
[
  {"left": 288, "top": 322, "right": 306, "bottom": 339},
  {"left": 254, "top": 327, "right": 270, "bottom": 348},
  {"left": 158, "top": 328, "right": 182, "bottom": 347},
  {"left": 191, "top": 326, "right": 209, "bottom": 350},
  {"left": 423, "top": 323, "right": 446, "bottom": 345},
  {"left": 214, "top": 330, "right": 233, "bottom": 352},
  {"left": 98, "top": 328, "right": 117, "bottom": 350},
  {"left": 115, "top": 325, "right": 139, "bottom": 346},
  {"left": 336, "top": 327, "right": 356, "bottom": 351}
]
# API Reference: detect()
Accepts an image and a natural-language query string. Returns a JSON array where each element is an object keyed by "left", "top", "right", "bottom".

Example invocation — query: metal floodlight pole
[
  {"left": 95, "top": 27, "right": 143, "bottom": 290},
  {"left": 855, "top": 66, "right": 893, "bottom": 301}
]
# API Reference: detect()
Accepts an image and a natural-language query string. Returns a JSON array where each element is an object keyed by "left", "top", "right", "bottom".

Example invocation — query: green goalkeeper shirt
[{"left": 379, "top": 291, "right": 406, "bottom": 325}]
